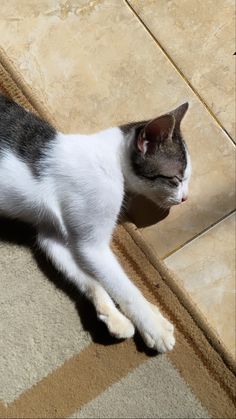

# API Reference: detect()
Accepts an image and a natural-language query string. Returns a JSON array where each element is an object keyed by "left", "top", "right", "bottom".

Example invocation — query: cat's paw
[
  {"left": 99, "top": 310, "right": 135, "bottom": 340},
  {"left": 139, "top": 304, "right": 175, "bottom": 353}
]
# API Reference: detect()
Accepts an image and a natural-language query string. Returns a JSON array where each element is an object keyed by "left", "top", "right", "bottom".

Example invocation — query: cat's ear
[
  {"left": 137, "top": 114, "right": 175, "bottom": 154},
  {"left": 170, "top": 102, "right": 189, "bottom": 129}
]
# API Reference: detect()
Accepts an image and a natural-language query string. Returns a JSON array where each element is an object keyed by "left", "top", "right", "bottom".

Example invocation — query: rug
[{"left": 0, "top": 47, "right": 235, "bottom": 418}]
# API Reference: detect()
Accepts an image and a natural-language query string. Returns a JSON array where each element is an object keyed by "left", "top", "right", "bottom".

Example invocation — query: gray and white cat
[{"left": 0, "top": 95, "right": 191, "bottom": 352}]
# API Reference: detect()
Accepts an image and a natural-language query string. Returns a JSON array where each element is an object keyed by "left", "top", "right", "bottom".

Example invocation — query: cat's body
[{"left": 0, "top": 94, "right": 191, "bottom": 352}]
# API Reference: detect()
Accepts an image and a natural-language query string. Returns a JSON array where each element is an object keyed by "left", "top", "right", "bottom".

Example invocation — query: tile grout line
[
  {"left": 124, "top": 2, "right": 236, "bottom": 257},
  {"left": 125, "top": 0, "right": 235, "bottom": 146},
  {"left": 163, "top": 209, "right": 236, "bottom": 260}
]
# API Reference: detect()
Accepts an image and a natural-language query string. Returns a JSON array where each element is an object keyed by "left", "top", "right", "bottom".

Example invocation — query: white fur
[
  {"left": 0, "top": 127, "right": 177, "bottom": 352},
  {"left": 176, "top": 146, "right": 192, "bottom": 203}
]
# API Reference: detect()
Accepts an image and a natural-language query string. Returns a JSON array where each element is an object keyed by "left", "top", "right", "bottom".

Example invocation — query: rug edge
[
  {"left": 0, "top": 47, "right": 57, "bottom": 127},
  {"left": 123, "top": 220, "right": 236, "bottom": 374}
]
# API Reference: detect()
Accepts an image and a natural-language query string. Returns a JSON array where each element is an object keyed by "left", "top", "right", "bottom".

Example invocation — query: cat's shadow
[
  {"left": 127, "top": 195, "right": 170, "bottom": 227},
  {"left": 0, "top": 216, "right": 157, "bottom": 357}
]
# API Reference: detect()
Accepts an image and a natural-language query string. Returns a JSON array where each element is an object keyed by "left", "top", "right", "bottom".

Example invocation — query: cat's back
[
  {"left": 0, "top": 94, "right": 32, "bottom": 144},
  {"left": 0, "top": 94, "right": 56, "bottom": 176},
  {"left": 0, "top": 95, "right": 59, "bottom": 221}
]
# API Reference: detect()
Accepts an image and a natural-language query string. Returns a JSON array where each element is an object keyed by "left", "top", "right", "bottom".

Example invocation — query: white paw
[
  {"left": 99, "top": 310, "right": 135, "bottom": 340},
  {"left": 139, "top": 303, "right": 175, "bottom": 353}
]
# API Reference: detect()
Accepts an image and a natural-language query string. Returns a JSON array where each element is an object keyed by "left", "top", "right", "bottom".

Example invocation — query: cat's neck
[
  {"left": 57, "top": 127, "right": 137, "bottom": 195},
  {"left": 119, "top": 129, "right": 140, "bottom": 195}
]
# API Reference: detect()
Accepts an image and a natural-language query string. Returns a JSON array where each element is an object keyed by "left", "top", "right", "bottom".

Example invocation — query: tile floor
[
  {"left": 1, "top": 0, "right": 235, "bottom": 356},
  {"left": 128, "top": 0, "right": 235, "bottom": 139}
]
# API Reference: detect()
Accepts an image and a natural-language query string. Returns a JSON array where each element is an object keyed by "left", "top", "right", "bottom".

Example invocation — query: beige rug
[{"left": 0, "top": 47, "right": 235, "bottom": 418}]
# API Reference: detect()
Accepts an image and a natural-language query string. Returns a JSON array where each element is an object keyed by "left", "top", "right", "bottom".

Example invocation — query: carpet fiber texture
[{"left": 0, "top": 47, "right": 235, "bottom": 418}]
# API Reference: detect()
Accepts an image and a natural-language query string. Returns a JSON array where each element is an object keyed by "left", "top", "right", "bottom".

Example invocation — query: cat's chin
[
  {"left": 172, "top": 201, "right": 182, "bottom": 206},
  {"left": 159, "top": 202, "right": 181, "bottom": 210},
  {"left": 148, "top": 195, "right": 182, "bottom": 210}
]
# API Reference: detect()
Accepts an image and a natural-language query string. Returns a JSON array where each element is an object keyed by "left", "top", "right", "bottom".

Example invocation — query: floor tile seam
[
  {"left": 124, "top": 0, "right": 235, "bottom": 145},
  {"left": 162, "top": 209, "right": 236, "bottom": 260}
]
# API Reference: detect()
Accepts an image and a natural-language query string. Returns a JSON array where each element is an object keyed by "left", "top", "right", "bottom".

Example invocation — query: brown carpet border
[
  {"left": 0, "top": 47, "right": 57, "bottom": 127},
  {"left": 124, "top": 221, "right": 236, "bottom": 374}
]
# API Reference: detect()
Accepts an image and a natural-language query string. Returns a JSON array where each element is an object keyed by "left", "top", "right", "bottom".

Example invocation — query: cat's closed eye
[{"left": 145, "top": 174, "right": 181, "bottom": 187}]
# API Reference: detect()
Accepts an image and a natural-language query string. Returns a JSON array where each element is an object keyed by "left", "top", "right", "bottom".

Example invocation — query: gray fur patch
[
  {"left": 120, "top": 119, "right": 187, "bottom": 181},
  {"left": 132, "top": 132, "right": 186, "bottom": 180},
  {"left": 120, "top": 120, "right": 148, "bottom": 136},
  {"left": 0, "top": 94, "right": 56, "bottom": 177}
]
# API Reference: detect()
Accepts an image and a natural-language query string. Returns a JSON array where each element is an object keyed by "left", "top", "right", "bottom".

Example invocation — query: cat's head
[{"left": 121, "top": 103, "right": 191, "bottom": 209}]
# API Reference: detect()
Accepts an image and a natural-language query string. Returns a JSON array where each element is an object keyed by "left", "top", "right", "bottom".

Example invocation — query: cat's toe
[
  {"left": 143, "top": 326, "right": 175, "bottom": 353},
  {"left": 99, "top": 312, "right": 135, "bottom": 339},
  {"left": 156, "top": 330, "right": 175, "bottom": 353},
  {"left": 141, "top": 310, "right": 175, "bottom": 353}
]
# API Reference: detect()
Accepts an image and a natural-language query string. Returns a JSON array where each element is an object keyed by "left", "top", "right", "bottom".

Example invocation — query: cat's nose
[{"left": 182, "top": 195, "right": 188, "bottom": 202}]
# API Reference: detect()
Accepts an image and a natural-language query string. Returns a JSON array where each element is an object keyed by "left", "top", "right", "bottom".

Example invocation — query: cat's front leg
[
  {"left": 77, "top": 244, "right": 175, "bottom": 352},
  {"left": 37, "top": 232, "right": 134, "bottom": 340}
]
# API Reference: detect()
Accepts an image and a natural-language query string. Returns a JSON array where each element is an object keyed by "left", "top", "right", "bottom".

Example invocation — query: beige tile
[
  {"left": 165, "top": 213, "right": 236, "bottom": 357},
  {"left": 1, "top": 0, "right": 235, "bottom": 258},
  {"left": 128, "top": 0, "right": 235, "bottom": 139}
]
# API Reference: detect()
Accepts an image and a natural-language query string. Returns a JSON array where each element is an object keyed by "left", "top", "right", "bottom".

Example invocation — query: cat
[{"left": 0, "top": 94, "right": 191, "bottom": 352}]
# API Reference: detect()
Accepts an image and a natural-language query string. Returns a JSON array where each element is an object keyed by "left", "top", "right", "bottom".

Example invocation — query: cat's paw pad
[{"left": 99, "top": 311, "right": 135, "bottom": 340}]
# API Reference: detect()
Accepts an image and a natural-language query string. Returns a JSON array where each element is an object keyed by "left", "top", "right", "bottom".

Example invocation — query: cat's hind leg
[{"left": 37, "top": 232, "right": 135, "bottom": 340}]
